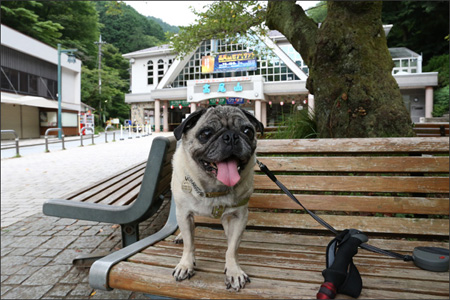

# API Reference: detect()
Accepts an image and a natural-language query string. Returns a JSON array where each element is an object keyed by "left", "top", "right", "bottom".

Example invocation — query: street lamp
[{"left": 57, "top": 43, "right": 77, "bottom": 139}]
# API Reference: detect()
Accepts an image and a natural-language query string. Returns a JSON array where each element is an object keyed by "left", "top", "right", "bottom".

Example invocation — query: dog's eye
[
  {"left": 242, "top": 126, "right": 254, "bottom": 140},
  {"left": 197, "top": 128, "right": 214, "bottom": 143}
]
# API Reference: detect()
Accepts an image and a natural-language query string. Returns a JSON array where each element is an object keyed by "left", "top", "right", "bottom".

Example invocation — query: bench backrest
[
  {"left": 414, "top": 123, "right": 449, "bottom": 137},
  {"left": 196, "top": 137, "right": 449, "bottom": 239}
]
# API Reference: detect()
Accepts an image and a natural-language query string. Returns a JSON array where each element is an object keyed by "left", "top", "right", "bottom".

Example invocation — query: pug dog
[{"left": 171, "top": 105, "right": 263, "bottom": 291}]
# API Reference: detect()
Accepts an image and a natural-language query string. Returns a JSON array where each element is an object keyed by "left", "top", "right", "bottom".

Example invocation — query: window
[
  {"left": 19, "top": 72, "right": 28, "bottom": 92},
  {"left": 147, "top": 60, "right": 154, "bottom": 85},
  {"left": 29, "top": 74, "right": 38, "bottom": 94},
  {"left": 170, "top": 39, "right": 305, "bottom": 87},
  {"left": 158, "top": 59, "right": 164, "bottom": 84},
  {"left": 62, "top": 112, "right": 78, "bottom": 127}
]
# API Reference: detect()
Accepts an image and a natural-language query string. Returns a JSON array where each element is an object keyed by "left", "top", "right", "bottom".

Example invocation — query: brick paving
[{"left": 1, "top": 132, "right": 173, "bottom": 299}]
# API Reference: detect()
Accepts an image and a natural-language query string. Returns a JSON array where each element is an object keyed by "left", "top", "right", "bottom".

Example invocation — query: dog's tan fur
[{"left": 171, "top": 106, "right": 263, "bottom": 291}]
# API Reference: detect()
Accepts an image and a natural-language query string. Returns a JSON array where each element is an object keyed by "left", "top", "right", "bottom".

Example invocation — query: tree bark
[{"left": 266, "top": 1, "right": 414, "bottom": 138}]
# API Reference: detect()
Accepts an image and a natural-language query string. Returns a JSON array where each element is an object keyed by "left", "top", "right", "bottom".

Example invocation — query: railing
[
  {"left": 1, "top": 130, "right": 20, "bottom": 157},
  {"left": 44, "top": 128, "right": 65, "bottom": 152}
]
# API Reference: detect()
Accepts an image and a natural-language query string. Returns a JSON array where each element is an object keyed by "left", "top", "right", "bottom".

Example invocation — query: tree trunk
[{"left": 267, "top": 1, "right": 414, "bottom": 138}]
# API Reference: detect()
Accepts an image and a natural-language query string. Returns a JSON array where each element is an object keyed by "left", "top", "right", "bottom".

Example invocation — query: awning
[
  {"left": 1, "top": 93, "right": 63, "bottom": 109},
  {"left": 18, "top": 96, "right": 59, "bottom": 109}
]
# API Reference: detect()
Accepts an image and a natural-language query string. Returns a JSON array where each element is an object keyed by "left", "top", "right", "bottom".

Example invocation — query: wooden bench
[
  {"left": 89, "top": 137, "right": 449, "bottom": 299},
  {"left": 43, "top": 136, "right": 176, "bottom": 248},
  {"left": 414, "top": 123, "right": 449, "bottom": 137}
]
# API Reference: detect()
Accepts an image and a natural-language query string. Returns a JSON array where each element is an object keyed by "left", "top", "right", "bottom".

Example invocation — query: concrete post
[
  {"left": 255, "top": 100, "right": 262, "bottom": 122},
  {"left": 425, "top": 86, "right": 434, "bottom": 118},
  {"left": 155, "top": 99, "right": 161, "bottom": 133},
  {"left": 163, "top": 101, "right": 169, "bottom": 132},
  {"left": 261, "top": 101, "right": 267, "bottom": 127},
  {"left": 190, "top": 102, "right": 197, "bottom": 113}
]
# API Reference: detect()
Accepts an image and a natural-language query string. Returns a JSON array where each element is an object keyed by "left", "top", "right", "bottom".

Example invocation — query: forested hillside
[{"left": 1, "top": 1, "right": 178, "bottom": 125}]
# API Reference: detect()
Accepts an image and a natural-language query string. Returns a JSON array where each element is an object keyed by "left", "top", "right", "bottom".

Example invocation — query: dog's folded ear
[
  {"left": 174, "top": 108, "right": 207, "bottom": 140},
  {"left": 240, "top": 109, "right": 264, "bottom": 136}
]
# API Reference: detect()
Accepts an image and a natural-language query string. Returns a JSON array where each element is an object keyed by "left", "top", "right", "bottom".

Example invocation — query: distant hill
[{"left": 147, "top": 16, "right": 179, "bottom": 34}]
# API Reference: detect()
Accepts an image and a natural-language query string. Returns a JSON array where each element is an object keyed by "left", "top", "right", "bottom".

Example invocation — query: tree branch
[{"left": 265, "top": 0, "right": 318, "bottom": 66}]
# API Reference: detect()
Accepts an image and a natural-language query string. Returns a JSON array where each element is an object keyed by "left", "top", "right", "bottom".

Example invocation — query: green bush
[
  {"left": 272, "top": 107, "right": 317, "bottom": 139},
  {"left": 432, "top": 85, "right": 450, "bottom": 117}
]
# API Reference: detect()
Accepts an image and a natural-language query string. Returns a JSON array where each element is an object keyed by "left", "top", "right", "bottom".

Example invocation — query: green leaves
[{"left": 168, "top": 1, "right": 268, "bottom": 59}]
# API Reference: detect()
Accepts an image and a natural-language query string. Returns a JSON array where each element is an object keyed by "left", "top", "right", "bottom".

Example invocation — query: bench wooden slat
[
  {"left": 85, "top": 169, "right": 146, "bottom": 204},
  {"left": 254, "top": 175, "right": 449, "bottom": 194},
  {"left": 147, "top": 239, "right": 448, "bottom": 284},
  {"left": 249, "top": 194, "right": 449, "bottom": 214},
  {"left": 128, "top": 251, "right": 449, "bottom": 296},
  {"left": 68, "top": 165, "right": 145, "bottom": 202},
  {"left": 107, "top": 227, "right": 449, "bottom": 299},
  {"left": 195, "top": 213, "right": 449, "bottom": 236},
  {"left": 256, "top": 137, "right": 449, "bottom": 154},
  {"left": 255, "top": 156, "right": 449, "bottom": 173},
  {"left": 96, "top": 174, "right": 145, "bottom": 205},
  {"left": 63, "top": 161, "right": 146, "bottom": 201},
  {"left": 109, "top": 261, "right": 448, "bottom": 299},
  {"left": 193, "top": 227, "right": 449, "bottom": 253}
]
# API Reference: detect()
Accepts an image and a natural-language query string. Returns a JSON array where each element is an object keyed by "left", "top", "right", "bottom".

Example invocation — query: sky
[{"left": 124, "top": 1, "right": 320, "bottom": 27}]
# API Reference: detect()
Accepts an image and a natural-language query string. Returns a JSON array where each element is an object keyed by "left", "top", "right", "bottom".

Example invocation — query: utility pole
[{"left": 94, "top": 35, "right": 107, "bottom": 124}]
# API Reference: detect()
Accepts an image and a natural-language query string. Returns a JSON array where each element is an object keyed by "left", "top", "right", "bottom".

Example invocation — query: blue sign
[
  {"left": 226, "top": 97, "right": 244, "bottom": 105},
  {"left": 213, "top": 52, "right": 257, "bottom": 73}
]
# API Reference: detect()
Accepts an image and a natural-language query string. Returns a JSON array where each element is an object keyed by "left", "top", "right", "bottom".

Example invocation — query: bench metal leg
[
  {"left": 121, "top": 223, "right": 139, "bottom": 247},
  {"left": 72, "top": 251, "right": 112, "bottom": 267}
]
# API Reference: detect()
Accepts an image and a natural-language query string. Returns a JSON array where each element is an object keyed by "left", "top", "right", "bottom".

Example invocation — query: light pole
[{"left": 57, "top": 43, "right": 77, "bottom": 139}]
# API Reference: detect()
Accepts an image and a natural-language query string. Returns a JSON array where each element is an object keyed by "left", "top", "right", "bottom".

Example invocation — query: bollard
[
  {"left": 45, "top": 136, "right": 49, "bottom": 152},
  {"left": 44, "top": 128, "right": 65, "bottom": 152},
  {"left": 120, "top": 125, "right": 124, "bottom": 140},
  {"left": 104, "top": 125, "right": 114, "bottom": 143},
  {"left": 80, "top": 134, "right": 84, "bottom": 147},
  {"left": 113, "top": 132, "right": 116, "bottom": 142},
  {"left": 128, "top": 125, "right": 132, "bottom": 139},
  {"left": 15, "top": 137, "right": 20, "bottom": 156}
]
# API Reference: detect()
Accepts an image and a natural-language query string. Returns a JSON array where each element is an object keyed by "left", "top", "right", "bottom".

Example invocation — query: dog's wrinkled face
[{"left": 174, "top": 106, "right": 263, "bottom": 187}]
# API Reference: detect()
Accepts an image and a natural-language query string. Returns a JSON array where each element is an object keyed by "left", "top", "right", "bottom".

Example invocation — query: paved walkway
[{"left": 1, "top": 132, "right": 174, "bottom": 299}]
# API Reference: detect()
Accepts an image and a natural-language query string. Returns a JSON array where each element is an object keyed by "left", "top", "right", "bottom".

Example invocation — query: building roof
[
  {"left": 389, "top": 47, "right": 420, "bottom": 59},
  {"left": 122, "top": 44, "right": 172, "bottom": 58}
]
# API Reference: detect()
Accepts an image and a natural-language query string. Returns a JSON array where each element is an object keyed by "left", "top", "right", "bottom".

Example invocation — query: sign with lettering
[
  {"left": 201, "top": 52, "right": 257, "bottom": 74},
  {"left": 169, "top": 100, "right": 190, "bottom": 107},
  {"left": 209, "top": 98, "right": 244, "bottom": 105}
]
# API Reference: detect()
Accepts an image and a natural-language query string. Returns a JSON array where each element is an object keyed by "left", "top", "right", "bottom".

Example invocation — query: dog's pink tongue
[{"left": 216, "top": 160, "right": 240, "bottom": 187}]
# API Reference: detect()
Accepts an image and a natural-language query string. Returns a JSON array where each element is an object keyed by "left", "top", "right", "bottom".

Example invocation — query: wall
[
  {"left": 401, "top": 89, "right": 425, "bottom": 123},
  {"left": 1, "top": 104, "right": 21, "bottom": 137},
  {"left": 131, "top": 55, "right": 175, "bottom": 94},
  {"left": 1, "top": 103, "right": 40, "bottom": 138},
  {"left": 21, "top": 105, "right": 40, "bottom": 138}
]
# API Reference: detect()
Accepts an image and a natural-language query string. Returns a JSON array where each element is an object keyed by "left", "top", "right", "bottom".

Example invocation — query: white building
[
  {"left": 1, "top": 25, "right": 83, "bottom": 138},
  {"left": 122, "top": 28, "right": 438, "bottom": 132}
]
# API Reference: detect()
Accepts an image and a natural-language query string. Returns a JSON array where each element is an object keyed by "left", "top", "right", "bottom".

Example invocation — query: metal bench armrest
[{"left": 89, "top": 196, "right": 178, "bottom": 291}]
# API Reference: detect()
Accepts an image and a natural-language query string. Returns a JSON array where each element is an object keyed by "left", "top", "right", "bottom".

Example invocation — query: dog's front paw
[
  {"left": 224, "top": 266, "right": 250, "bottom": 291},
  {"left": 173, "top": 262, "right": 195, "bottom": 281},
  {"left": 173, "top": 233, "right": 183, "bottom": 244}
]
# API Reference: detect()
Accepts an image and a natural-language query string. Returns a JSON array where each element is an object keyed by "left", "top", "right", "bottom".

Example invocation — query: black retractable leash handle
[{"left": 256, "top": 159, "right": 449, "bottom": 299}]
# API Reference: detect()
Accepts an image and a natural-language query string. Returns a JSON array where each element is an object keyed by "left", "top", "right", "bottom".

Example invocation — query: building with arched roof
[{"left": 122, "top": 27, "right": 438, "bottom": 132}]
